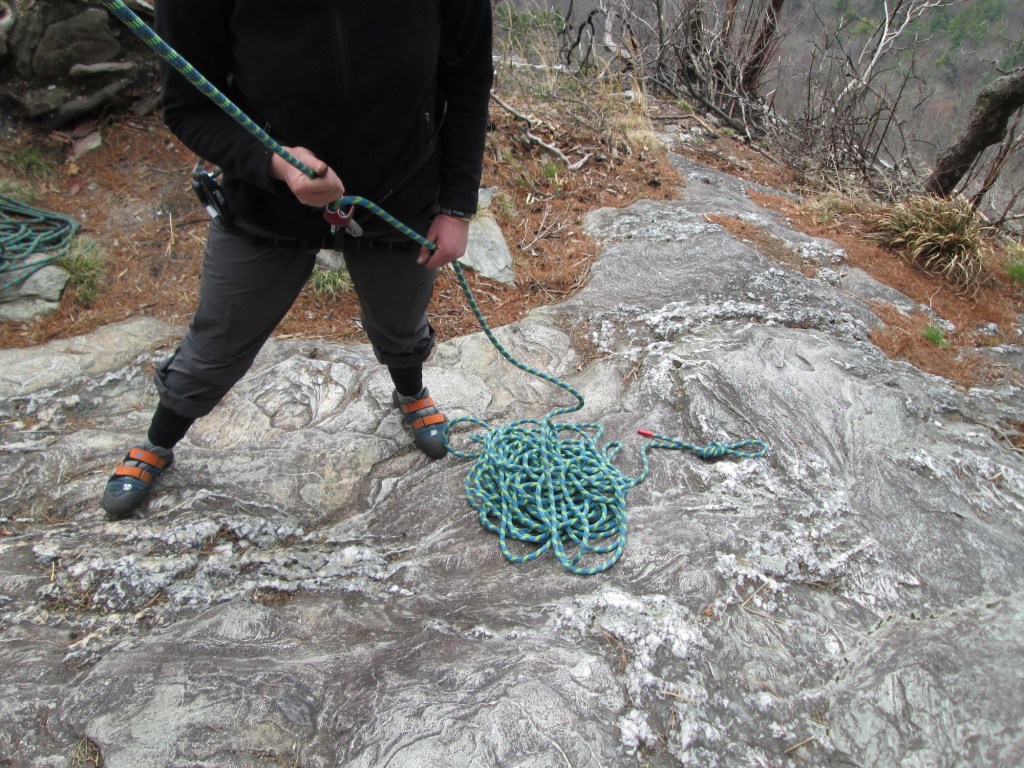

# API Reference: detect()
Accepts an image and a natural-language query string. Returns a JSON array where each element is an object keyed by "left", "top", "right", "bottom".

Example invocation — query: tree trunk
[
  {"left": 924, "top": 67, "right": 1024, "bottom": 197},
  {"left": 741, "top": 0, "right": 785, "bottom": 96},
  {"left": 722, "top": 0, "right": 738, "bottom": 41}
]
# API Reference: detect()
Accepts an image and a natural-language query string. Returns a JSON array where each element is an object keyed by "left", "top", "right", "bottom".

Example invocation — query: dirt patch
[
  {"left": 0, "top": 108, "right": 677, "bottom": 350},
  {"left": 706, "top": 213, "right": 818, "bottom": 277},
  {"left": 999, "top": 420, "right": 1024, "bottom": 451},
  {"left": 867, "top": 302, "right": 998, "bottom": 387},
  {"left": 738, "top": 187, "right": 1024, "bottom": 388},
  {"left": 1, "top": 101, "right": 1022, "bottom": 394}
]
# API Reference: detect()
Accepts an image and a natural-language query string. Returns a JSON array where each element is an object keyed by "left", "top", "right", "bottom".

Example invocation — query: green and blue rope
[
  {"left": 0, "top": 195, "right": 79, "bottom": 291},
  {"left": 100, "top": 0, "right": 316, "bottom": 178},
  {"left": 102, "top": 0, "right": 769, "bottom": 575}
]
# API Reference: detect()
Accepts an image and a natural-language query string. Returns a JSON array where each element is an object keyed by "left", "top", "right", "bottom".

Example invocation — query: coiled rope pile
[
  {"left": 0, "top": 196, "right": 79, "bottom": 291},
  {"left": 102, "top": 0, "right": 768, "bottom": 574}
]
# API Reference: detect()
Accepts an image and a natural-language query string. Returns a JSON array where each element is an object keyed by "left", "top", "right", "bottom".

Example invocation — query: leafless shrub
[
  {"left": 557, "top": 1, "right": 790, "bottom": 140},
  {"left": 766, "top": 1, "right": 952, "bottom": 199},
  {"left": 493, "top": 1, "right": 662, "bottom": 164}
]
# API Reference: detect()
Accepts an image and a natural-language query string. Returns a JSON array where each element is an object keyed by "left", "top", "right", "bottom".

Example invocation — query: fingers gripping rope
[{"left": 102, "top": 0, "right": 769, "bottom": 575}]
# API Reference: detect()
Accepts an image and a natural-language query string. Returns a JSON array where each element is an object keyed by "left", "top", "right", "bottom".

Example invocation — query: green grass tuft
[
  {"left": 1008, "top": 260, "right": 1024, "bottom": 285},
  {"left": 1007, "top": 243, "right": 1024, "bottom": 285},
  {"left": 922, "top": 324, "right": 950, "bottom": 347},
  {"left": 310, "top": 266, "right": 353, "bottom": 301},
  {"left": 10, "top": 147, "right": 54, "bottom": 180},
  {"left": 57, "top": 237, "right": 107, "bottom": 306},
  {"left": 0, "top": 179, "right": 37, "bottom": 202}
]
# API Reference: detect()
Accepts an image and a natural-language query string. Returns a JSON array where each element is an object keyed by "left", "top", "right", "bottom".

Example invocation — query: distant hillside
[
  {"left": 777, "top": 0, "right": 1024, "bottom": 109},
  {"left": 511, "top": 0, "right": 1022, "bottom": 219},
  {"left": 524, "top": 1, "right": 1021, "bottom": 146}
]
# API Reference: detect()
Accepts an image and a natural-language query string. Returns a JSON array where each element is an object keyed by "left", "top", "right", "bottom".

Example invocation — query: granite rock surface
[{"left": 1, "top": 155, "right": 1022, "bottom": 767}]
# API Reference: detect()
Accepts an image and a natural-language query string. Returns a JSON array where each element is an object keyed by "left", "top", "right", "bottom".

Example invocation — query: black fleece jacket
[{"left": 155, "top": 0, "right": 493, "bottom": 238}]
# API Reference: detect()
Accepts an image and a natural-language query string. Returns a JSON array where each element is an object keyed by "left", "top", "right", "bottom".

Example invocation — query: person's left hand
[{"left": 418, "top": 213, "right": 470, "bottom": 269}]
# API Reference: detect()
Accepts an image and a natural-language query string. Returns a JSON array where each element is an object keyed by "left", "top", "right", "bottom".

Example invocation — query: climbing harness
[
  {"left": 0, "top": 196, "right": 80, "bottom": 292},
  {"left": 101, "top": 0, "right": 769, "bottom": 574}
]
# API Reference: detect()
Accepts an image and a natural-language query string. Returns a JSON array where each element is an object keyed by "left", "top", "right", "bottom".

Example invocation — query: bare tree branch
[
  {"left": 925, "top": 68, "right": 1024, "bottom": 197},
  {"left": 490, "top": 91, "right": 591, "bottom": 170}
]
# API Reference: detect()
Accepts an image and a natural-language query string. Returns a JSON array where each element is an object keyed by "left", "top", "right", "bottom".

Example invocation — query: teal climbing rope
[
  {"left": 100, "top": 1, "right": 315, "bottom": 178},
  {"left": 443, "top": 267, "right": 767, "bottom": 574},
  {"left": 102, "top": 0, "right": 769, "bottom": 574},
  {"left": 0, "top": 195, "right": 80, "bottom": 292}
]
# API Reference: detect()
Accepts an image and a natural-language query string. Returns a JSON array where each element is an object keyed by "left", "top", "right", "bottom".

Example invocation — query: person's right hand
[{"left": 270, "top": 146, "right": 345, "bottom": 208}]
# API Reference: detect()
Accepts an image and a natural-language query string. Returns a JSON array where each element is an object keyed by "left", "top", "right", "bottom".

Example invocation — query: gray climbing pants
[{"left": 155, "top": 218, "right": 437, "bottom": 419}]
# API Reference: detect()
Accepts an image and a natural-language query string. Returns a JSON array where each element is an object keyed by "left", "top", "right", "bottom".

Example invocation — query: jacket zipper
[{"left": 329, "top": 4, "right": 349, "bottom": 182}]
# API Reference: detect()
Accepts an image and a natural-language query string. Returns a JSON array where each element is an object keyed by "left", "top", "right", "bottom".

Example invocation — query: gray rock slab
[
  {"left": 0, "top": 265, "right": 70, "bottom": 323},
  {"left": 829, "top": 594, "right": 1024, "bottom": 767},
  {"left": 461, "top": 212, "right": 516, "bottom": 284},
  {"left": 55, "top": 595, "right": 629, "bottom": 768},
  {"left": 1, "top": 155, "right": 1022, "bottom": 767},
  {"left": 31, "top": 8, "right": 121, "bottom": 80},
  {"left": 3, "top": 0, "right": 155, "bottom": 127},
  {"left": 0, "top": 315, "right": 177, "bottom": 397}
]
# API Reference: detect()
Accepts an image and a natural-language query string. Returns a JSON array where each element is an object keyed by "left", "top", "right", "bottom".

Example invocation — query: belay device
[
  {"left": 101, "top": 0, "right": 769, "bottom": 574},
  {"left": 190, "top": 164, "right": 232, "bottom": 221}
]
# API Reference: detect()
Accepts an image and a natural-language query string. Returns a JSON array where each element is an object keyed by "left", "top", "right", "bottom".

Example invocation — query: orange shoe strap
[
  {"left": 113, "top": 464, "right": 155, "bottom": 484},
  {"left": 410, "top": 412, "right": 446, "bottom": 430},
  {"left": 127, "top": 447, "right": 170, "bottom": 470},
  {"left": 400, "top": 396, "right": 435, "bottom": 415}
]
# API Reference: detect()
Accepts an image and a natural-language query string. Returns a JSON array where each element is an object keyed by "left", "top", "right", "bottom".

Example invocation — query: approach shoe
[
  {"left": 101, "top": 444, "right": 174, "bottom": 519},
  {"left": 393, "top": 387, "right": 448, "bottom": 459}
]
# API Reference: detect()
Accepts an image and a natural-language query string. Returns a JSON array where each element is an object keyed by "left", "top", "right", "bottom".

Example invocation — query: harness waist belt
[
  {"left": 221, "top": 220, "right": 335, "bottom": 251},
  {"left": 222, "top": 221, "right": 420, "bottom": 253},
  {"left": 341, "top": 235, "right": 420, "bottom": 253}
]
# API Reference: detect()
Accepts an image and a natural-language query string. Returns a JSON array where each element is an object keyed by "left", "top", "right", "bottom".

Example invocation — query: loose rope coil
[
  {"left": 444, "top": 264, "right": 767, "bottom": 574},
  {"left": 0, "top": 196, "right": 80, "bottom": 292},
  {"left": 102, "top": 0, "right": 769, "bottom": 574}
]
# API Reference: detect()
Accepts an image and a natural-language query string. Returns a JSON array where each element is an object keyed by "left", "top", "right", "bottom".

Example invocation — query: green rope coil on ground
[
  {"left": 444, "top": 263, "right": 768, "bottom": 574},
  {"left": 102, "top": 0, "right": 770, "bottom": 574},
  {"left": 0, "top": 196, "right": 80, "bottom": 292}
]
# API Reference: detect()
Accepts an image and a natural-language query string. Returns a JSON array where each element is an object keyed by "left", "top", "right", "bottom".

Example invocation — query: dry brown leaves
[{"left": 0, "top": 109, "right": 677, "bottom": 349}]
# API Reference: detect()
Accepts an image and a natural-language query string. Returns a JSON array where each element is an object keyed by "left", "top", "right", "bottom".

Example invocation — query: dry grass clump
[
  {"left": 864, "top": 195, "right": 986, "bottom": 292},
  {"left": 801, "top": 191, "right": 878, "bottom": 228},
  {"left": 57, "top": 236, "right": 108, "bottom": 306}
]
